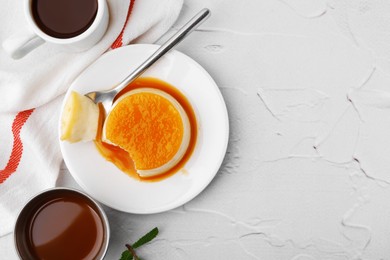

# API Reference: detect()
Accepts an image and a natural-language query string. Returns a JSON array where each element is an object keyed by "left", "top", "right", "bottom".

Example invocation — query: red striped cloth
[
  {"left": 0, "top": 109, "right": 34, "bottom": 184},
  {"left": 0, "top": 0, "right": 183, "bottom": 237},
  {"left": 0, "top": 0, "right": 135, "bottom": 185}
]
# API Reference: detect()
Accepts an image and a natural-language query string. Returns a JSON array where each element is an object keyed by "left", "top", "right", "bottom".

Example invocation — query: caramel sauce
[
  {"left": 26, "top": 191, "right": 104, "bottom": 260},
  {"left": 94, "top": 77, "right": 197, "bottom": 182}
]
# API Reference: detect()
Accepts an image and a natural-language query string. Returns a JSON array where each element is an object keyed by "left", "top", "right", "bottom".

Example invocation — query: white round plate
[{"left": 59, "top": 44, "right": 229, "bottom": 213}]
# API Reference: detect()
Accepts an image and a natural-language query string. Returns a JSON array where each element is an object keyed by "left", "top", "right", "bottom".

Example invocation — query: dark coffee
[
  {"left": 32, "top": 0, "right": 98, "bottom": 39},
  {"left": 25, "top": 191, "right": 105, "bottom": 260}
]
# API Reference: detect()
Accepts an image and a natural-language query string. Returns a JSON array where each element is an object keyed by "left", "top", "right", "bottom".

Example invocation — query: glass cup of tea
[
  {"left": 3, "top": 0, "right": 109, "bottom": 59},
  {"left": 14, "top": 188, "right": 110, "bottom": 260}
]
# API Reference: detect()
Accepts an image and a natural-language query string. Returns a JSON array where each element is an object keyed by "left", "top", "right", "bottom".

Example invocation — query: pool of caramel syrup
[
  {"left": 94, "top": 77, "right": 197, "bottom": 182},
  {"left": 26, "top": 191, "right": 104, "bottom": 260}
]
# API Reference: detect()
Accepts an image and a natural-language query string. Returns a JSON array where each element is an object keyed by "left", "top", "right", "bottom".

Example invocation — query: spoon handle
[{"left": 112, "top": 8, "right": 211, "bottom": 95}]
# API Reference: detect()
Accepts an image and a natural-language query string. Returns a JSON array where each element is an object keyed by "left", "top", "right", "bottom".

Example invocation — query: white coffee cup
[{"left": 3, "top": 0, "right": 109, "bottom": 59}]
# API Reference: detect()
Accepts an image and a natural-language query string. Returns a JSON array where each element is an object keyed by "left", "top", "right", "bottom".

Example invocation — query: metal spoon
[{"left": 86, "top": 8, "right": 210, "bottom": 114}]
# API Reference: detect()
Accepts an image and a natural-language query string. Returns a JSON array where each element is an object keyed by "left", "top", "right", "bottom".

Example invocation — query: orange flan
[{"left": 102, "top": 88, "right": 191, "bottom": 177}]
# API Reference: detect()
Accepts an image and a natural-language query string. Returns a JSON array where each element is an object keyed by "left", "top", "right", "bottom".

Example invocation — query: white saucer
[{"left": 59, "top": 44, "right": 229, "bottom": 214}]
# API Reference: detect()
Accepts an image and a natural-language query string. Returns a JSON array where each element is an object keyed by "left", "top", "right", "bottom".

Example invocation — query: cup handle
[{"left": 2, "top": 30, "right": 45, "bottom": 59}]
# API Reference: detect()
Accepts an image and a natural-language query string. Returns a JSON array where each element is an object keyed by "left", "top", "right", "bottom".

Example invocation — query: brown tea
[
  {"left": 25, "top": 191, "right": 105, "bottom": 260},
  {"left": 31, "top": 0, "right": 98, "bottom": 39}
]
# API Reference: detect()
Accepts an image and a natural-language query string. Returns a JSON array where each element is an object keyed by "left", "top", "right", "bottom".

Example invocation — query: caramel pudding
[
  {"left": 95, "top": 77, "right": 197, "bottom": 181},
  {"left": 103, "top": 88, "right": 191, "bottom": 177}
]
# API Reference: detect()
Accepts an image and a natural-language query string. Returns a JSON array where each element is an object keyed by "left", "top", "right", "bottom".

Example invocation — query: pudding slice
[
  {"left": 103, "top": 88, "right": 191, "bottom": 177},
  {"left": 61, "top": 91, "right": 99, "bottom": 143}
]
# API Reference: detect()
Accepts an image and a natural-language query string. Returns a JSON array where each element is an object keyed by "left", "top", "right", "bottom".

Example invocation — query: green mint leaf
[
  {"left": 133, "top": 227, "right": 159, "bottom": 249},
  {"left": 120, "top": 227, "right": 159, "bottom": 259},
  {"left": 119, "top": 250, "right": 133, "bottom": 260}
]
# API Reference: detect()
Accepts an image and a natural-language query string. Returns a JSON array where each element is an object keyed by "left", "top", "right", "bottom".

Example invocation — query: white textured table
[{"left": 4, "top": 0, "right": 390, "bottom": 258}]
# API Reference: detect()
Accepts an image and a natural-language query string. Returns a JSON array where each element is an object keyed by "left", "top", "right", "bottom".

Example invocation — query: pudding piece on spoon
[{"left": 60, "top": 91, "right": 99, "bottom": 143}]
